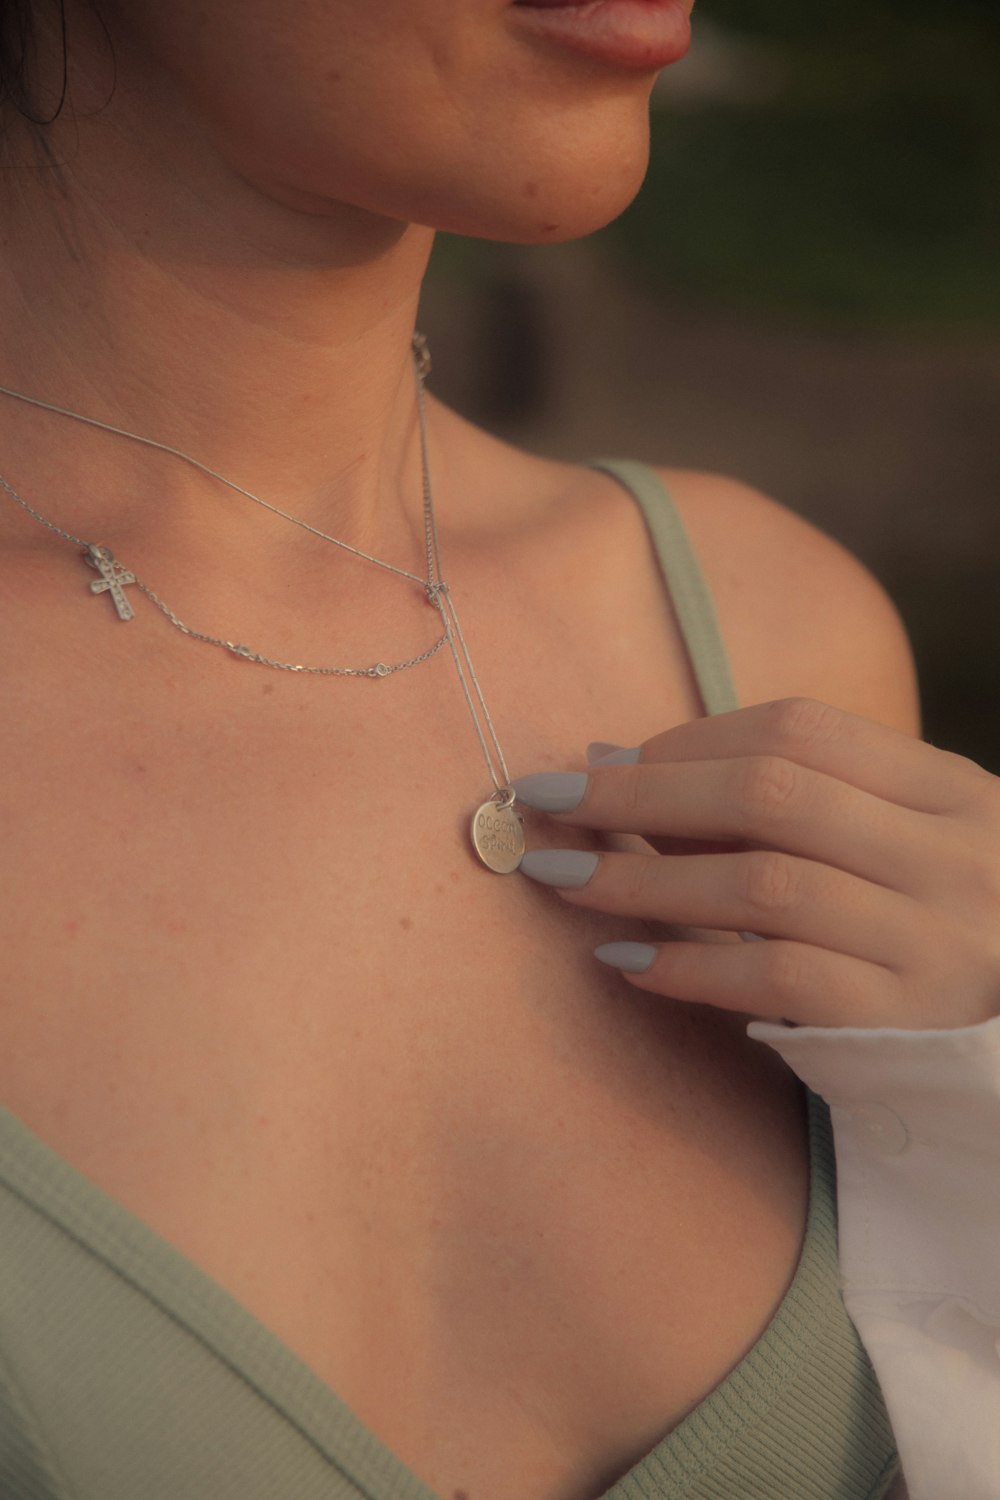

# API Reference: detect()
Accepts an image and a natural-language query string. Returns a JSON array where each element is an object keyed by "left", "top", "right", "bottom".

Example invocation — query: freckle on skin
[
  {"left": 63, "top": 918, "right": 82, "bottom": 937},
  {"left": 523, "top": 179, "right": 538, "bottom": 199},
  {"left": 261, "top": 682, "right": 274, "bottom": 695},
  {"left": 399, "top": 915, "right": 413, "bottom": 931}
]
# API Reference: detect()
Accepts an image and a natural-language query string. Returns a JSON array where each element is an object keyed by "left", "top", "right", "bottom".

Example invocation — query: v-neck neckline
[{"left": 0, "top": 1099, "right": 826, "bottom": 1500}]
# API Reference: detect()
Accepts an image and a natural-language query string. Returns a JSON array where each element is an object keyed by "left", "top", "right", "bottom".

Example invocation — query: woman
[{"left": 0, "top": 2, "right": 996, "bottom": 1497}]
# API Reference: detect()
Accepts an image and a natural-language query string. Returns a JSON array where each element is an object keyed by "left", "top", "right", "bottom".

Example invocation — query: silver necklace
[{"left": 0, "top": 335, "right": 526, "bottom": 873}]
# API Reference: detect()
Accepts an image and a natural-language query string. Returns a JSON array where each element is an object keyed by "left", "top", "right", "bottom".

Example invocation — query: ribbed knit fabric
[
  {"left": 603, "top": 1097, "right": 898, "bottom": 1500},
  {"left": 0, "top": 1105, "right": 436, "bottom": 1500},
  {"left": 0, "top": 464, "right": 899, "bottom": 1498},
  {"left": 590, "top": 460, "right": 738, "bottom": 716},
  {"left": 0, "top": 1098, "right": 898, "bottom": 1500}
]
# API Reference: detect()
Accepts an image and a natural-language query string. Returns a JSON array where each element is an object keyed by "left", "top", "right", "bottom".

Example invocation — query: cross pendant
[{"left": 84, "top": 544, "right": 137, "bottom": 621}]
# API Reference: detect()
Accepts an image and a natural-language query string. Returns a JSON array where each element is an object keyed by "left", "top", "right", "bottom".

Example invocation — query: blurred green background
[
  {"left": 613, "top": 0, "right": 999, "bottom": 328},
  {"left": 420, "top": 0, "right": 1000, "bottom": 771}
]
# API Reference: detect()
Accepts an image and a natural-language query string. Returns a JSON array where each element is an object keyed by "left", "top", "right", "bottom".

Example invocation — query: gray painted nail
[
  {"left": 511, "top": 772, "right": 589, "bottom": 813},
  {"left": 594, "top": 942, "right": 657, "bottom": 973},
  {"left": 520, "top": 849, "right": 599, "bottom": 889},
  {"left": 587, "top": 742, "right": 623, "bottom": 764},
  {"left": 587, "top": 744, "right": 641, "bottom": 767}
]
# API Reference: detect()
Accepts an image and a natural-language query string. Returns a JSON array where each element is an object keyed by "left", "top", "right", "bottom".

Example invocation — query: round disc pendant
[{"left": 471, "top": 799, "right": 525, "bottom": 874}]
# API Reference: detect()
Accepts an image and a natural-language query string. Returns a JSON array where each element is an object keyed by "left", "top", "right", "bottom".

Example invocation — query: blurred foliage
[
  {"left": 605, "top": 1, "right": 999, "bottom": 328},
  {"left": 694, "top": 0, "right": 992, "bottom": 41}
]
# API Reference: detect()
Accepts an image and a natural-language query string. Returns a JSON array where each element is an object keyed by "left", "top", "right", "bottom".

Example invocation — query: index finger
[{"left": 627, "top": 697, "right": 984, "bottom": 816}]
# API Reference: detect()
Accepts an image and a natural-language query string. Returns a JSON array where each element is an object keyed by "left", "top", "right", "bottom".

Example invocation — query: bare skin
[
  {"left": 0, "top": 437, "right": 917, "bottom": 1500},
  {"left": 0, "top": 2, "right": 920, "bottom": 1497}
]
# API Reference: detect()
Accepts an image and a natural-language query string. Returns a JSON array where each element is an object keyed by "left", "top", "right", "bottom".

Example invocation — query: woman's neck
[{"left": 0, "top": 82, "right": 436, "bottom": 566}]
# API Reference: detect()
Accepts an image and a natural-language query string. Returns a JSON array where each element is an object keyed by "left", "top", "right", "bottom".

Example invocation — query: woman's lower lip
[{"left": 510, "top": 0, "right": 692, "bottom": 72}]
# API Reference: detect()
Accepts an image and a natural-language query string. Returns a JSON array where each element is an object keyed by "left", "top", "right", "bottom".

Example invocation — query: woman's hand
[{"left": 513, "top": 697, "right": 1000, "bottom": 1031}]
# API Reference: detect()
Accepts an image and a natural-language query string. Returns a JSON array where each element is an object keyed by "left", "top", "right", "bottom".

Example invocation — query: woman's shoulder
[
  {"left": 656, "top": 466, "right": 921, "bottom": 736},
  {"left": 438, "top": 410, "right": 920, "bottom": 737}
]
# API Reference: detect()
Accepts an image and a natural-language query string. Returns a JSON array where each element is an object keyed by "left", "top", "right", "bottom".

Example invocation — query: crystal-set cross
[{"left": 84, "top": 544, "right": 137, "bottom": 621}]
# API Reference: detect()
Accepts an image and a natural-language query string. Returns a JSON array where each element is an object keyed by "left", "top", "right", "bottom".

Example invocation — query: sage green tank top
[{"left": 0, "top": 462, "right": 900, "bottom": 1500}]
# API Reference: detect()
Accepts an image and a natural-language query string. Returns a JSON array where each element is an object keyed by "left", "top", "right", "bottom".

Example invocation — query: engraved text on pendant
[{"left": 471, "top": 800, "right": 524, "bottom": 874}]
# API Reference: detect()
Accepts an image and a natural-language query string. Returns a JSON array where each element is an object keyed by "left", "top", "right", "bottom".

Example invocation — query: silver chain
[
  {"left": 413, "top": 365, "right": 512, "bottom": 796},
  {"left": 0, "top": 467, "right": 449, "bottom": 678},
  {"left": 0, "top": 336, "right": 513, "bottom": 794},
  {"left": 0, "top": 378, "right": 432, "bottom": 586}
]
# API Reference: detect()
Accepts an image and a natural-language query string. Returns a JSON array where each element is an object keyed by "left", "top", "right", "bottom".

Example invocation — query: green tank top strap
[{"left": 590, "top": 459, "right": 739, "bottom": 717}]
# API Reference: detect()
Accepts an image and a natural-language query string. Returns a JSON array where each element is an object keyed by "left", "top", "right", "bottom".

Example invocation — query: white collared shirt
[{"left": 749, "top": 1014, "right": 1000, "bottom": 1500}]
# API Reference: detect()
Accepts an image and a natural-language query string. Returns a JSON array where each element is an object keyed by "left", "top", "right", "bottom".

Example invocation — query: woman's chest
[{"left": 0, "top": 656, "right": 808, "bottom": 1500}]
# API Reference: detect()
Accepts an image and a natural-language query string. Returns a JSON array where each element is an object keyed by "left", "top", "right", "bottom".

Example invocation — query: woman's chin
[
  {"left": 223, "top": 108, "right": 652, "bottom": 250},
  {"left": 414, "top": 151, "right": 651, "bottom": 246}
]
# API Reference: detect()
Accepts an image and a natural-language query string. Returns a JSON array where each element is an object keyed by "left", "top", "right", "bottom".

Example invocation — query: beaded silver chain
[{"left": 0, "top": 335, "right": 525, "bottom": 871}]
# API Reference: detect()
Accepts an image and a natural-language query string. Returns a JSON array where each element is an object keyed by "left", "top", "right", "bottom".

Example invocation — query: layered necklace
[{"left": 0, "top": 335, "right": 526, "bottom": 873}]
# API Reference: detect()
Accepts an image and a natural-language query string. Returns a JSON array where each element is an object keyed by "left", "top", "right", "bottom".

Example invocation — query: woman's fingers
[
  {"left": 512, "top": 701, "right": 1000, "bottom": 1031},
  {"left": 516, "top": 756, "right": 929, "bottom": 893},
  {"left": 520, "top": 846, "right": 917, "bottom": 970},
  {"left": 597, "top": 935, "right": 905, "bottom": 1031},
  {"left": 629, "top": 697, "right": 986, "bottom": 816}
]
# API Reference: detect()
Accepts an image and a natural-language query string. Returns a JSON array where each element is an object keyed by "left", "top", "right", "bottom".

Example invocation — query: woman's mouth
[{"left": 510, "top": 0, "right": 692, "bottom": 72}]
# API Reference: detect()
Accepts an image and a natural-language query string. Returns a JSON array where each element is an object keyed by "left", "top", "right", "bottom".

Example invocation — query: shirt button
[{"left": 843, "top": 1102, "right": 910, "bottom": 1155}]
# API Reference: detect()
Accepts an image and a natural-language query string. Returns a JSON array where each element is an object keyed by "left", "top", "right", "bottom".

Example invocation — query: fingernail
[
  {"left": 520, "top": 849, "right": 600, "bottom": 889},
  {"left": 587, "top": 744, "right": 641, "bottom": 768},
  {"left": 586, "top": 743, "right": 641, "bottom": 767},
  {"left": 594, "top": 942, "right": 657, "bottom": 974},
  {"left": 510, "top": 772, "right": 588, "bottom": 813}
]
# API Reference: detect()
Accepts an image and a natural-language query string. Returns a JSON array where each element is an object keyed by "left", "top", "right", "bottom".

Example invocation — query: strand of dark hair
[{"left": 1, "top": 0, "right": 71, "bottom": 125}]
